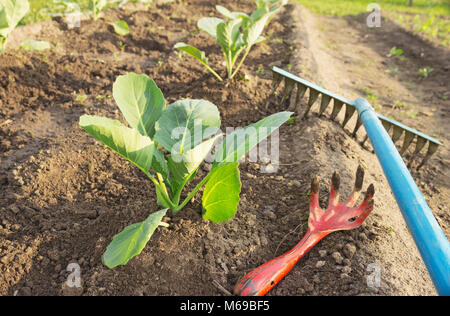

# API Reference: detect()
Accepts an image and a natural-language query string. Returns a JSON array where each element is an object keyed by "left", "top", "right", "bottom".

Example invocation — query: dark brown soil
[{"left": 0, "top": 1, "right": 447, "bottom": 296}]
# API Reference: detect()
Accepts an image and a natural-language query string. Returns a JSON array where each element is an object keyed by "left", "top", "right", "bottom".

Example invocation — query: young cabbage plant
[
  {"left": 175, "top": 1, "right": 285, "bottom": 81},
  {"left": 79, "top": 73, "right": 292, "bottom": 268},
  {"left": 0, "top": 0, "right": 29, "bottom": 52},
  {"left": 90, "top": 0, "right": 106, "bottom": 21}
]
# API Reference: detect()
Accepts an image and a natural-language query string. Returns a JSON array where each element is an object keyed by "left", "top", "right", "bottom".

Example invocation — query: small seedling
[
  {"left": 79, "top": 73, "right": 292, "bottom": 268},
  {"left": 387, "top": 46, "right": 403, "bottom": 57},
  {"left": 111, "top": 20, "right": 130, "bottom": 36},
  {"left": 175, "top": 1, "right": 286, "bottom": 81},
  {"left": 363, "top": 88, "right": 378, "bottom": 103},
  {"left": 406, "top": 109, "right": 418, "bottom": 118},
  {"left": 386, "top": 67, "right": 399, "bottom": 74},
  {"left": 157, "top": 57, "right": 164, "bottom": 67},
  {"left": 256, "top": 65, "right": 265, "bottom": 75},
  {"left": 90, "top": 0, "right": 106, "bottom": 21},
  {"left": 393, "top": 100, "right": 407, "bottom": 110},
  {"left": 418, "top": 66, "right": 434, "bottom": 78},
  {"left": 285, "top": 116, "right": 298, "bottom": 127},
  {"left": 273, "top": 37, "right": 283, "bottom": 43},
  {"left": 174, "top": 50, "right": 184, "bottom": 59},
  {"left": 0, "top": 0, "right": 30, "bottom": 52},
  {"left": 76, "top": 94, "right": 88, "bottom": 103},
  {"left": 117, "top": 40, "right": 126, "bottom": 52}
]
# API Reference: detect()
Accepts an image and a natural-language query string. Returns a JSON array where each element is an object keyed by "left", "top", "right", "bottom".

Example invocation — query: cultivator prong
[
  {"left": 345, "top": 165, "right": 364, "bottom": 207},
  {"left": 270, "top": 67, "right": 443, "bottom": 169},
  {"left": 328, "top": 172, "right": 340, "bottom": 207}
]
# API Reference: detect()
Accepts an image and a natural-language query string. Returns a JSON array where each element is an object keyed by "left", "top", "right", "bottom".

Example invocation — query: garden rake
[
  {"left": 269, "top": 66, "right": 443, "bottom": 169},
  {"left": 234, "top": 166, "right": 374, "bottom": 296}
]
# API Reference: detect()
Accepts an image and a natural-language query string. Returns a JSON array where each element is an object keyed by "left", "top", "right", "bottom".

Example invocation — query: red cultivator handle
[{"left": 234, "top": 166, "right": 375, "bottom": 296}]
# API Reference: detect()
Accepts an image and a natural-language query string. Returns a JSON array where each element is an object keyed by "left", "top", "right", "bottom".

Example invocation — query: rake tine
[
  {"left": 319, "top": 94, "right": 332, "bottom": 116},
  {"left": 291, "top": 83, "right": 307, "bottom": 112},
  {"left": 418, "top": 142, "right": 439, "bottom": 170},
  {"left": 270, "top": 72, "right": 283, "bottom": 95},
  {"left": 391, "top": 125, "right": 404, "bottom": 144},
  {"left": 330, "top": 99, "right": 344, "bottom": 121},
  {"left": 345, "top": 166, "right": 364, "bottom": 207},
  {"left": 381, "top": 119, "right": 392, "bottom": 134},
  {"left": 399, "top": 131, "right": 415, "bottom": 156},
  {"left": 361, "top": 134, "right": 369, "bottom": 147},
  {"left": 303, "top": 89, "right": 320, "bottom": 118},
  {"left": 407, "top": 137, "right": 427, "bottom": 168},
  {"left": 352, "top": 117, "right": 363, "bottom": 138},
  {"left": 270, "top": 67, "right": 443, "bottom": 171},
  {"left": 266, "top": 72, "right": 284, "bottom": 109},
  {"left": 342, "top": 104, "right": 356, "bottom": 128},
  {"left": 281, "top": 78, "right": 295, "bottom": 105}
]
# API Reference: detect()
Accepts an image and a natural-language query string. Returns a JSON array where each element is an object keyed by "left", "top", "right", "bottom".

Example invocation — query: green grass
[
  {"left": 296, "top": 0, "right": 449, "bottom": 16},
  {"left": 297, "top": 0, "right": 450, "bottom": 46}
]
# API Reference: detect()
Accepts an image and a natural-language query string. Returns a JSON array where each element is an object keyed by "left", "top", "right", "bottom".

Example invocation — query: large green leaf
[
  {"left": 214, "top": 111, "right": 292, "bottom": 166},
  {"left": 154, "top": 99, "right": 221, "bottom": 154},
  {"left": 112, "top": 20, "right": 130, "bottom": 36},
  {"left": 197, "top": 17, "right": 224, "bottom": 40},
  {"left": 103, "top": 209, "right": 168, "bottom": 268},
  {"left": 216, "top": 5, "right": 248, "bottom": 20},
  {"left": 0, "top": 0, "right": 29, "bottom": 38},
  {"left": 174, "top": 42, "right": 210, "bottom": 67},
  {"left": 217, "top": 19, "right": 242, "bottom": 56},
  {"left": 151, "top": 147, "right": 169, "bottom": 179},
  {"left": 79, "top": 115, "right": 155, "bottom": 173},
  {"left": 168, "top": 135, "right": 219, "bottom": 183},
  {"left": 244, "top": 13, "right": 271, "bottom": 47},
  {"left": 0, "top": 8, "right": 8, "bottom": 29},
  {"left": 202, "top": 162, "right": 241, "bottom": 222},
  {"left": 112, "top": 73, "right": 166, "bottom": 139}
]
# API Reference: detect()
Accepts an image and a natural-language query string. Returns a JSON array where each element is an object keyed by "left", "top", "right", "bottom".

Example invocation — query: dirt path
[
  {"left": 0, "top": 1, "right": 447, "bottom": 296},
  {"left": 289, "top": 6, "right": 450, "bottom": 238}
]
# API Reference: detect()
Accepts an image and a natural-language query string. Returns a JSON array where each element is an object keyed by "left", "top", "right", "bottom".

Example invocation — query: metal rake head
[
  {"left": 269, "top": 67, "right": 442, "bottom": 169},
  {"left": 309, "top": 166, "right": 374, "bottom": 234}
]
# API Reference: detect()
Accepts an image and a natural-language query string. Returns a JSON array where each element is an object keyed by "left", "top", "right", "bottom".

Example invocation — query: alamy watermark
[
  {"left": 367, "top": 3, "right": 381, "bottom": 28},
  {"left": 366, "top": 263, "right": 381, "bottom": 290},
  {"left": 168, "top": 120, "right": 281, "bottom": 173},
  {"left": 66, "top": 263, "right": 81, "bottom": 288}
]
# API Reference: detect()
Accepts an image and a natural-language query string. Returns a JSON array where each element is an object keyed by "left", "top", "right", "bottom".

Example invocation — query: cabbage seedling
[
  {"left": 79, "top": 73, "right": 292, "bottom": 268},
  {"left": 175, "top": 1, "right": 285, "bottom": 81},
  {"left": 90, "top": 0, "right": 106, "bottom": 21},
  {"left": 111, "top": 20, "right": 129, "bottom": 36},
  {"left": 0, "top": 0, "right": 29, "bottom": 52}
]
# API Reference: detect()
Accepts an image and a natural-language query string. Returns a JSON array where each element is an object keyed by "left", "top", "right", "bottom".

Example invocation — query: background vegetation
[{"left": 296, "top": 0, "right": 450, "bottom": 46}]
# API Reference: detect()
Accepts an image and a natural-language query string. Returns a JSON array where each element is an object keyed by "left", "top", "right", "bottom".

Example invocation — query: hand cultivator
[
  {"left": 235, "top": 167, "right": 374, "bottom": 296},
  {"left": 262, "top": 67, "right": 450, "bottom": 295},
  {"left": 270, "top": 66, "right": 443, "bottom": 169}
]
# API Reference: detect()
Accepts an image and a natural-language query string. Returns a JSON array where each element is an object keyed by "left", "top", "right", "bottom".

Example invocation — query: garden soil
[{"left": 0, "top": 1, "right": 448, "bottom": 296}]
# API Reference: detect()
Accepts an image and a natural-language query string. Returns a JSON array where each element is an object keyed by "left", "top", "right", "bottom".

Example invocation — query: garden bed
[{"left": 0, "top": 0, "right": 448, "bottom": 296}]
